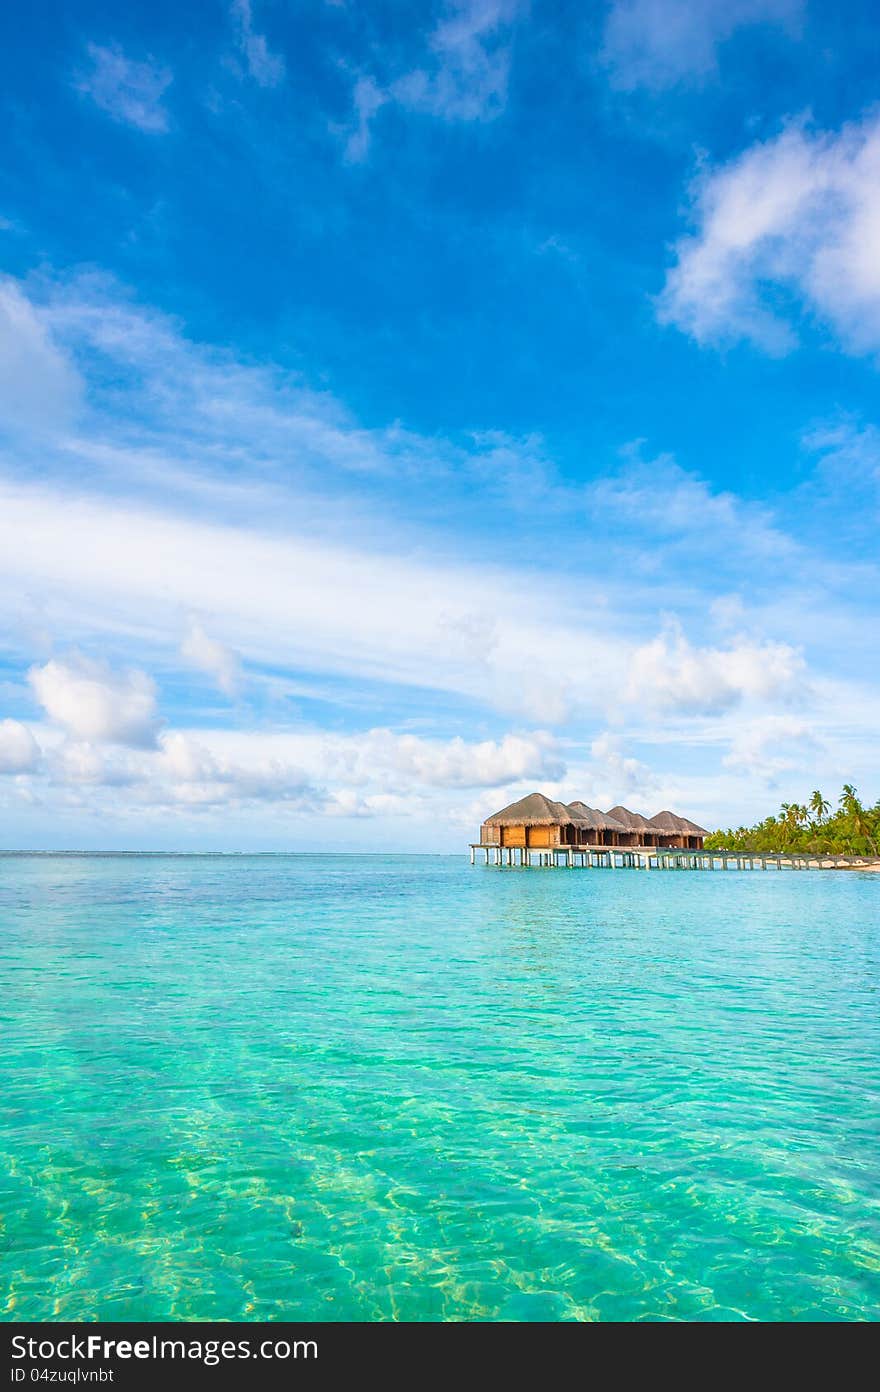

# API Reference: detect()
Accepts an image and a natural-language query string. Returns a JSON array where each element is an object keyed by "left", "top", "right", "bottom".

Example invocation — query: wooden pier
[{"left": 469, "top": 844, "right": 878, "bottom": 871}]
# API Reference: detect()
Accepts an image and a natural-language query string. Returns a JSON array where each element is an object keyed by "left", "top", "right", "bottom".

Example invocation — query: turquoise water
[{"left": 1, "top": 853, "right": 878, "bottom": 1322}]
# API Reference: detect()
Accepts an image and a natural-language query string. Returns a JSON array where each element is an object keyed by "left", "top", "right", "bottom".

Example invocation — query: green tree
[
  {"left": 706, "top": 786, "right": 879, "bottom": 857},
  {"left": 809, "top": 790, "right": 830, "bottom": 823}
]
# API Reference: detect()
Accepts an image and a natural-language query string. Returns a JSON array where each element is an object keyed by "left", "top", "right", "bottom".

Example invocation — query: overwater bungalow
[
  {"left": 567, "top": 802, "right": 631, "bottom": 847},
  {"left": 480, "top": 792, "right": 708, "bottom": 851},
  {"left": 646, "top": 810, "right": 708, "bottom": 850},
  {"left": 480, "top": 792, "right": 580, "bottom": 850},
  {"left": 607, "top": 805, "right": 662, "bottom": 847}
]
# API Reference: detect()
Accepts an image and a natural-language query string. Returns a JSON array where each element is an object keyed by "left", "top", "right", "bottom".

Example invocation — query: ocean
[{"left": 1, "top": 852, "right": 878, "bottom": 1321}]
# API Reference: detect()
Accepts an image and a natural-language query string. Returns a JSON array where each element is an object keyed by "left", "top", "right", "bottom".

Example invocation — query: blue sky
[{"left": 0, "top": 0, "right": 878, "bottom": 849}]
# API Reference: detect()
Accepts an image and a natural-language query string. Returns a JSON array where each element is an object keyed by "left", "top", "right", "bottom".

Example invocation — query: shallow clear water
[{"left": 1, "top": 852, "right": 878, "bottom": 1322}]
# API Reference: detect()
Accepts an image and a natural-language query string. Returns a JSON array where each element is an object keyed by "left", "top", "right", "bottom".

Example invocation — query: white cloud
[
  {"left": 26, "top": 723, "right": 563, "bottom": 815},
  {"left": 0, "top": 476, "right": 634, "bottom": 723},
  {"left": 325, "top": 788, "right": 418, "bottom": 819},
  {"left": 589, "top": 449, "right": 793, "bottom": 560},
  {"left": 722, "top": 714, "right": 819, "bottom": 778},
  {"left": 602, "top": 0, "right": 802, "bottom": 91},
  {"left": 180, "top": 620, "right": 242, "bottom": 696},
  {"left": 660, "top": 112, "right": 880, "bottom": 356},
  {"left": 625, "top": 620, "right": 805, "bottom": 714},
  {"left": 159, "top": 731, "right": 218, "bottom": 784},
  {"left": 0, "top": 272, "right": 875, "bottom": 844},
  {"left": 51, "top": 741, "right": 135, "bottom": 786},
  {"left": 801, "top": 419, "right": 880, "bottom": 518},
  {"left": 343, "top": 1, "right": 522, "bottom": 160},
  {"left": 40, "top": 271, "right": 494, "bottom": 485},
  {"left": 392, "top": 0, "right": 520, "bottom": 119},
  {"left": 166, "top": 725, "right": 564, "bottom": 795},
  {"left": 344, "top": 77, "right": 388, "bottom": 163},
  {"left": 709, "top": 593, "right": 747, "bottom": 632},
  {"left": 76, "top": 42, "right": 172, "bottom": 133},
  {"left": 230, "top": 0, "right": 285, "bottom": 87},
  {"left": 22, "top": 726, "right": 318, "bottom": 812},
  {"left": 0, "top": 719, "right": 41, "bottom": 774},
  {"left": 588, "top": 732, "right": 659, "bottom": 801},
  {"left": 156, "top": 731, "right": 315, "bottom": 807},
  {"left": 350, "top": 728, "right": 564, "bottom": 789},
  {"left": 28, "top": 655, "right": 162, "bottom": 749},
  {"left": 0, "top": 280, "right": 82, "bottom": 432}
]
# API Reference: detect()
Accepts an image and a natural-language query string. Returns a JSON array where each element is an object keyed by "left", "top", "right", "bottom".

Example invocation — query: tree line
[{"left": 704, "top": 785, "right": 879, "bottom": 856}]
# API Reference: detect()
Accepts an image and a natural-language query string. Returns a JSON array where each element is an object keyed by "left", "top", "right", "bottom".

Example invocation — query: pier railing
[{"left": 469, "top": 844, "right": 880, "bottom": 871}]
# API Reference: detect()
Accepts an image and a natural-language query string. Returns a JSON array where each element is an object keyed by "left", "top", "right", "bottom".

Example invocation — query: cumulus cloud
[
  {"left": 50, "top": 741, "right": 136, "bottom": 786},
  {"left": 325, "top": 788, "right": 422, "bottom": 819},
  {"left": 75, "top": 42, "right": 172, "bottom": 133},
  {"left": 180, "top": 620, "right": 242, "bottom": 696},
  {"left": 357, "top": 728, "right": 564, "bottom": 789},
  {"left": 625, "top": 621, "right": 805, "bottom": 714},
  {"left": 155, "top": 731, "right": 317, "bottom": 808},
  {"left": 343, "top": 0, "right": 522, "bottom": 160},
  {"left": 660, "top": 112, "right": 880, "bottom": 356},
  {"left": 28, "top": 655, "right": 162, "bottom": 749},
  {"left": 28, "top": 724, "right": 564, "bottom": 818},
  {"left": 0, "top": 719, "right": 41, "bottom": 774},
  {"left": 602, "top": 0, "right": 802, "bottom": 91},
  {"left": 29, "top": 727, "right": 318, "bottom": 812},
  {"left": 230, "top": 0, "right": 285, "bottom": 87},
  {"left": 0, "top": 280, "right": 82, "bottom": 433}
]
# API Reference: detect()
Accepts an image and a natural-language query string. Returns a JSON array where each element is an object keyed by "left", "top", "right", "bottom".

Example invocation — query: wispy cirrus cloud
[
  {"left": 343, "top": 0, "right": 524, "bottom": 161},
  {"left": 75, "top": 42, "right": 172, "bottom": 133},
  {"left": 0, "top": 280, "right": 82, "bottom": 433},
  {"left": 181, "top": 620, "right": 242, "bottom": 697},
  {"left": 601, "top": 0, "right": 802, "bottom": 91},
  {"left": 230, "top": 0, "right": 285, "bottom": 87},
  {"left": 587, "top": 447, "right": 794, "bottom": 562},
  {"left": 801, "top": 419, "right": 880, "bottom": 511},
  {"left": 722, "top": 713, "right": 820, "bottom": 779}
]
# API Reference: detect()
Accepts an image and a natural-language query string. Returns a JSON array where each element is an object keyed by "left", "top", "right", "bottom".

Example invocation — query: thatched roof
[
  {"left": 568, "top": 801, "right": 627, "bottom": 832},
  {"left": 647, "top": 810, "right": 708, "bottom": 835},
  {"left": 606, "top": 805, "right": 652, "bottom": 831},
  {"left": 483, "top": 792, "right": 576, "bottom": 827},
  {"left": 646, "top": 810, "right": 686, "bottom": 832},
  {"left": 482, "top": 792, "right": 708, "bottom": 835}
]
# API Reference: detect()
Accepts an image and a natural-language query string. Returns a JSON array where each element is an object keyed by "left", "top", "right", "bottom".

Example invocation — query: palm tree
[
  {"left": 856, "top": 810, "right": 878, "bottom": 854},
  {"left": 708, "top": 786, "right": 878, "bottom": 857},
  {"left": 809, "top": 790, "right": 830, "bottom": 824},
  {"left": 837, "top": 786, "right": 877, "bottom": 854}
]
